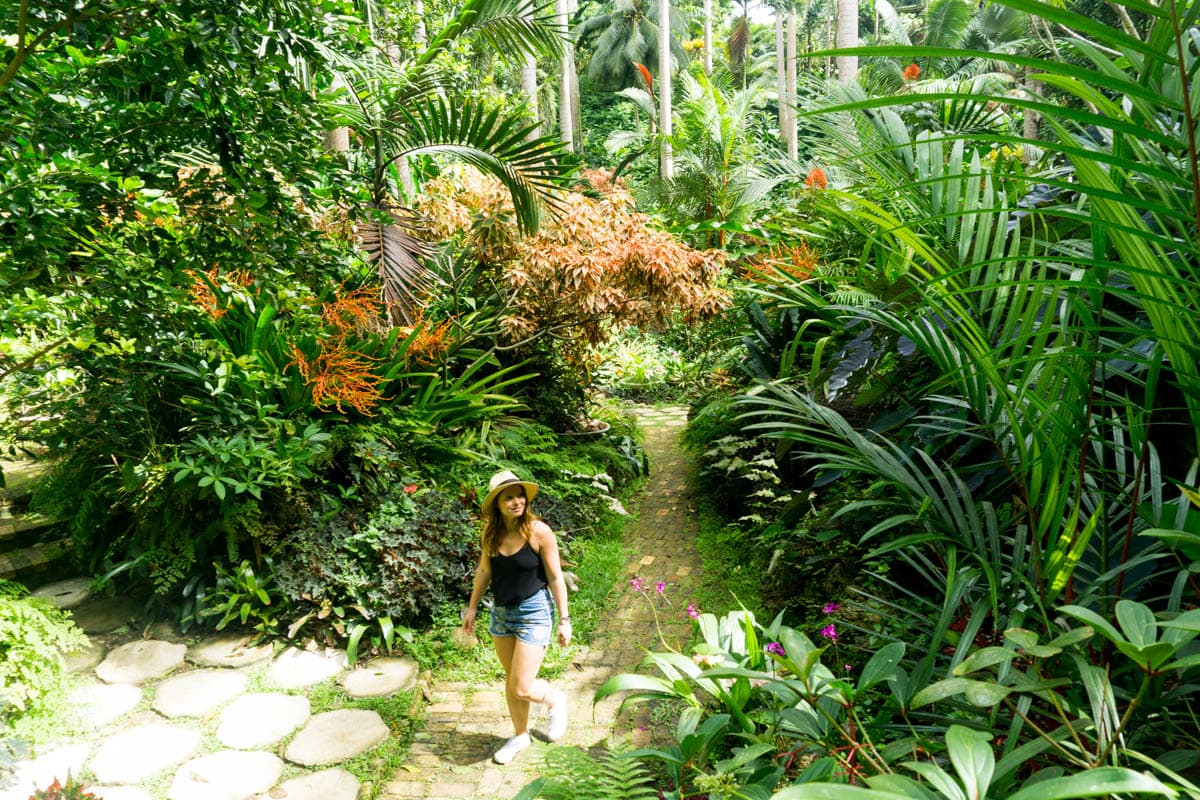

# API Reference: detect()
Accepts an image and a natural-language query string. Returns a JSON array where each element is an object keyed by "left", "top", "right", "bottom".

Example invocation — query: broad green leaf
[
  {"left": 953, "top": 646, "right": 1016, "bottom": 676},
  {"left": 912, "top": 678, "right": 1009, "bottom": 708},
  {"left": 906, "top": 761, "right": 967, "bottom": 800},
  {"left": 1058, "top": 606, "right": 1123, "bottom": 645},
  {"left": 1045, "top": 627, "right": 1093, "bottom": 650},
  {"left": 858, "top": 642, "right": 905, "bottom": 694},
  {"left": 946, "top": 725, "right": 994, "bottom": 800},
  {"left": 1006, "top": 767, "right": 1177, "bottom": 800},
  {"left": 1115, "top": 600, "right": 1156, "bottom": 647},
  {"left": 1113, "top": 640, "right": 1176, "bottom": 671}
]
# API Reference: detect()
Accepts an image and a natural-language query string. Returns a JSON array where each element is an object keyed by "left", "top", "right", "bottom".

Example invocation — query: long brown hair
[{"left": 481, "top": 488, "right": 539, "bottom": 557}]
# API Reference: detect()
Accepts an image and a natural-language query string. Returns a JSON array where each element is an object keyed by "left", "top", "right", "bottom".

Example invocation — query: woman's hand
[
  {"left": 557, "top": 619, "right": 572, "bottom": 647},
  {"left": 462, "top": 606, "right": 478, "bottom": 635}
]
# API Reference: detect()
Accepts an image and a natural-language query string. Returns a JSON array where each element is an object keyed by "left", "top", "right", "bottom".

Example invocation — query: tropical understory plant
[{"left": 596, "top": 0, "right": 1200, "bottom": 795}]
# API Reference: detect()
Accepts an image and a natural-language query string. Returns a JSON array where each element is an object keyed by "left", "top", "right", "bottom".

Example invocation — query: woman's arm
[
  {"left": 462, "top": 553, "right": 491, "bottom": 634},
  {"left": 534, "top": 521, "right": 572, "bottom": 646}
]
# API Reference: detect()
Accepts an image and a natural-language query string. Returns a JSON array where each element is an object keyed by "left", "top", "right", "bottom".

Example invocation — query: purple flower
[
  {"left": 655, "top": 581, "right": 666, "bottom": 595},
  {"left": 821, "top": 624, "right": 838, "bottom": 642},
  {"left": 822, "top": 602, "right": 841, "bottom": 615},
  {"left": 630, "top": 577, "right": 644, "bottom": 592},
  {"left": 844, "top": 664, "right": 853, "bottom": 672},
  {"left": 687, "top": 603, "right": 700, "bottom": 620},
  {"left": 765, "top": 642, "right": 786, "bottom": 657}
]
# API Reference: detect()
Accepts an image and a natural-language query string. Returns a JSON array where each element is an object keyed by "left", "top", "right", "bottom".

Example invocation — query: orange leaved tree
[{"left": 419, "top": 167, "right": 730, "bottom": 426}]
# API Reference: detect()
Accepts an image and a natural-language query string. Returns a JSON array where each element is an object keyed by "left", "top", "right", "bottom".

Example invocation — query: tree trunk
[
  {"left": 522, "top": 56, "right": 541, "bottom": 137},
  {"left": 835, "top": 0, "right": 857, "bottom": 83},
  {"left": 324, "top": 74, "right": 350, "bottom": 155},
  {"left": 1021, "top": 69, "right": 1040, "bottom": 161},
  {"left": 776, "top": 11, "right": 787, "bottom": 148},
  {"left": 703, "top": 0, "right": 713, "bottom": 76},
  {"left": 786, "top": 4, "right": 797, "bottom": 158},
  {"left": 414, "top": 0, "right": 427, "bottom": 52},
  {"left": 557, "top": 0, "right": 574, "bottom": 151},
  {"left": 658, "top": 0, "right": 673, "bottom": 179}
]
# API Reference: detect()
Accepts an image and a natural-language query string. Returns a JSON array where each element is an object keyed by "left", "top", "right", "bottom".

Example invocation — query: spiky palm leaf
[{"left": 357, "top": 209, "right": 438, "bottom": 325}]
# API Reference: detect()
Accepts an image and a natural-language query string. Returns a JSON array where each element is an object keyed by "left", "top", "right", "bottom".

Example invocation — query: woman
[{"left": 462, "top": 470, "right": 572, "bottom": 764}]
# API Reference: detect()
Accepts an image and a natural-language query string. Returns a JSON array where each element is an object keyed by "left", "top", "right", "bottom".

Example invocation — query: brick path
[{"left": 379, "top": 406, "right": 703, "bottom": 799}]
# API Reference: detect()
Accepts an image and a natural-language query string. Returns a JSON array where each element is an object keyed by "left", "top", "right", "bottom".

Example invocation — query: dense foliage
[{"left": 4, "top": 0, "right": 1200, "bottom": 797}]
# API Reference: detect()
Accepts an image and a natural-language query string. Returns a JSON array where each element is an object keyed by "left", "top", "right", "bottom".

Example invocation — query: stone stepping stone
[
  {"left": 70, "top": 595, "right": 139, "bottom": 634},
  {"left": 337, "top": 656, "right": 418, "bottom": 697},
  {"left": 96, "top": 640, "right": 186, "bottom": 684},
  {"left": 32, "top": 577, "right": 93, "bottom": 608},
  {"left": 254, "top": 768, "right": 359, "bottom": 800},
  {"left": 168, "top": 750, "right": 283, "bottom": 800},
  {"left": 217, "top": 693, "right": 310, "bottom": 749},
  {"left": 284, "top": 709, "right": 388, "bottom": 766},
  {"left": 152, "top": 668, "right": 248, "bottom": 718},
  {"left": 64, "top": 639, "right": 106, "bottom": 673},
  {"left": 0, "top": 742, "right": 90, "bottom": 800},
  {"left": 188, "top": 634, "right": 273, "bottom": 669},
  {"left": 69, "top": 680, "right": 142, "bottom": 729},
  {"left": 267, "top": 647, "right": 347, "bottom": 689},
  {"left": 86, "top": 787, "right": 153, "bottom": 800},
  {"left": 89, "top": 723, "right": 201, "bottom": 783}
]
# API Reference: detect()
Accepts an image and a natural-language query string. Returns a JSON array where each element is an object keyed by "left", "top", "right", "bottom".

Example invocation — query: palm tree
[
  {"left": 556, "top": 0, "right": 578, "bottom": 150},
  {"left": 575, "top": 0, "right": 689, "bottom": 91},
  {"left": 835, "top": 0, "right": 858, "bottom": 82},
  {"left": 658, "top": 0, "right": 674, "bottom": 178},
  {"left": 330, "top": 0, "right": 569, "bottom": 323}
]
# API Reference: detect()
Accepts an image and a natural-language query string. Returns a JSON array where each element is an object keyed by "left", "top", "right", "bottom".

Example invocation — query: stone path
[
  {"left": 2, "top": 617, "right": 418, "bottom": 800},
  {"left": 379, "top": 405, "right": 703, "bottom": 799},
  {"left": 2, "top": 406, "right": 703, "bottom": 800}
]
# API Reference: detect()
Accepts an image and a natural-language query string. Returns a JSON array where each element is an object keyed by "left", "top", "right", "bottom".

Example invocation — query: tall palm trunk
[
  {"left": 703, "top": 0, "right": 713, "bottom": 75},
  {"left": 786, "top": 3, "right": 797, "bottom": 158},
  {"left": 658, "top": 0, "right": 673, "bottom": 179},
  {"left": 414, "top": 0, "right": 426, "bottom": 52},
  {"left": 835, "top": 0, "right": 858, "bottom": 82},
  {"left": 776, "top": 10, "right": 787, "bottom": 146},
  {"left": 557, "top": 0, "right": 575, "bottom": 151}
]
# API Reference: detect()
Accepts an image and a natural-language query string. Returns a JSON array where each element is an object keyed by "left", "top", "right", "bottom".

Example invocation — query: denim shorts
[{"left": 489, "top": 587, "right": 555, "bottom": 646}]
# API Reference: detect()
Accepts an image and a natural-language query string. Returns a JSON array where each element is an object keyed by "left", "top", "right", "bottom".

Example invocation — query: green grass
[
  {"left": 690, "top": 494, "right": 769, "bottom": 622},
  {"left": 303, "top": 680, "right": 421, "bottom": 798}
]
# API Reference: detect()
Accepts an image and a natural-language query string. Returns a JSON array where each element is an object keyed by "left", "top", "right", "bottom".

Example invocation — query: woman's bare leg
[{"left": 504, "top": 639, "right": 549, "bottom": 735}]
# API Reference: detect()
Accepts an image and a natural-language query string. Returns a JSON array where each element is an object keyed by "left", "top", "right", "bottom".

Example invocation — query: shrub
[
  {"left": 274, "top": 482, "right": 477, "bottom": 630},
  {"left": 0, "top": 581, "right": 88, "bottom": 713}
]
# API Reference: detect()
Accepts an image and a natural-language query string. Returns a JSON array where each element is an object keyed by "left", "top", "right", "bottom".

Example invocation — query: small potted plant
[{"left": 28, "top": 775, "right": 100, "bottom": 800}]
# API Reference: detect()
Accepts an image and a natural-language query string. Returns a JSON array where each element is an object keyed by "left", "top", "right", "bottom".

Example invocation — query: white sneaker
[
  {"left": 546, "top": 689, "right": 569, "bottom": 742},
  {"left": 493, "top": 732, "right": 531, "bottom": 764}
]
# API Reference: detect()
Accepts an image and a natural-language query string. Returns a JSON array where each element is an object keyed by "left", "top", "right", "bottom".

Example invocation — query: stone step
[
  {"left": 0, "top": 537, "right": 74, "bottom": 585},
  {"left": 0, "top": 507, "right": 63, "bottom": 551},
  {"left": 0, "top": 455, "right": 50, "bottom": 503}
]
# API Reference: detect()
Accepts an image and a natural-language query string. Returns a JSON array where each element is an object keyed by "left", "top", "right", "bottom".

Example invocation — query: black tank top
[{"left": 490, "top": 541, "right": 547, "bottom": 607}]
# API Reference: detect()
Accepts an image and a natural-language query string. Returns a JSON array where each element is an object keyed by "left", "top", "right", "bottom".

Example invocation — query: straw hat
[{"left": 481, "top": 470, "right": 539, "bottom": 515}]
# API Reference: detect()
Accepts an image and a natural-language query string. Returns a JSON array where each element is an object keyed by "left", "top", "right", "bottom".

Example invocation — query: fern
[{"left": 530, "top": 745, "right": 659, "bottom": 800}]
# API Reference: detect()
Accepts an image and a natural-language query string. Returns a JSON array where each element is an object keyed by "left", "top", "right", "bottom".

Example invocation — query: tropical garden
[{"left": 1, "top": 0, "right": 1199, "bottom": 796}]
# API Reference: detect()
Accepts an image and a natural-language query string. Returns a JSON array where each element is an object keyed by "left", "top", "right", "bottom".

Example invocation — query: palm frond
[
  {"left": 468, "top": 0, "right": 565, "bottom": 61},
  {"left": 357, "top": 210, "right": 439, "bottom": 326},
  {"left": 390, "top": 96, "right": 570, "bottom": 233},
  {"left": 874, "top": 0, "right": 913, "bottom": 45}
]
